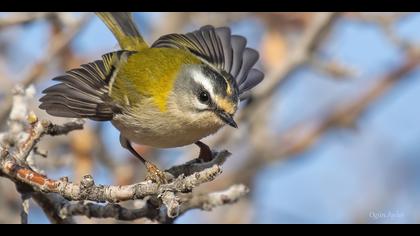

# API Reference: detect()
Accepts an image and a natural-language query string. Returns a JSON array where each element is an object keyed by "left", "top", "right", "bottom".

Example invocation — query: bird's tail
[{"left": 95, "top": 12, "right": 148, "bottom": 51}]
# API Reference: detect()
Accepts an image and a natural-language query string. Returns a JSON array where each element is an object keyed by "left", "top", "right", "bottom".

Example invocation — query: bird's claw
[{"left": 145, "top": 162, "right": 168, "bottom": 184}]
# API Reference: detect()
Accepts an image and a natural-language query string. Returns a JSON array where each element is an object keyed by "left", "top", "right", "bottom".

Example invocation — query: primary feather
[
  {"left": 151, "top": 25, "right": 264, "bottom": 97},
  {"left": 39, "top": 51, "right": 133, "bottom": 121}
]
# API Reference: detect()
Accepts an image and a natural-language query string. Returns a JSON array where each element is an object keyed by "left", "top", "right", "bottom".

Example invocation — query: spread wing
[
  {"left": 151, "top": 25, "right": 264, "bottom": 98},
  {"left": 39, "top": 51, "right": 133, "bottom": 121}
]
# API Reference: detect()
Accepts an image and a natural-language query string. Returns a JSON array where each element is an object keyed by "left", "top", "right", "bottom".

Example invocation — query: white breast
[{"left": 111, "top": 105, "right": 223, "bottom": 148}]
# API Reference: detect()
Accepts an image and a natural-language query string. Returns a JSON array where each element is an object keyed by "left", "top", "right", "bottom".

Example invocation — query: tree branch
[
  {"left": 32, "top": 192, "right": 76, "bottom": 224},
  {"left": 0, "top": 84, "right": 247, "bottom": 223},
  {"left": 0, "top": 159, "right": 223, "bottom": 202},
  {"left": 58, "top": 200, "right": 159, "bottom": 222},
  {"left": 178, "top": 184, "right": 249, "bottom": 215}
]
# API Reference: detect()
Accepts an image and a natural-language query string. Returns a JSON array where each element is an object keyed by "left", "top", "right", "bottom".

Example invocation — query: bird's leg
[
  {"left": 126, "top": 142, "right": 167, "bottom": 184},
  {"left": 195, "top": 141, "right": 214, "bottom": 162},
  {"left": 120, "top": 135, "right": 167, "bottom": 184}
]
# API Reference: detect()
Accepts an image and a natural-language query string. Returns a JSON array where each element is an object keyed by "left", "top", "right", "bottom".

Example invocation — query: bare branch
[
  {"left": 46, "top": 120, "right": 85, "bottom": 136},
  {"left": 165, "top": 150, "right": 230, "bottom": 178},
  {"left": 309, "top": 58, "right": 357, "bottom": 79},
  {"left": 12, "top": 118, "right": 84, "bottom": 163},
  {"left": 0, "top": 156, "right": 222, "bottom": 201},
  {"left": 178, "top": 184, "right": 249, "bottom": 215},
  {"left": 56, "top": 184, "right": 248, "bottom": 222},
  {"left": 0, "top": 83, "right": 247, "bottom": 223},
  {"left": 58, "top": 200, "right": 159, "bottom": 222},
  {"left": 32, "top": 192, "right": 76, "bottom": 224},
  {"left": 20, "top": 193, "right": 30, "bottom": 224}
]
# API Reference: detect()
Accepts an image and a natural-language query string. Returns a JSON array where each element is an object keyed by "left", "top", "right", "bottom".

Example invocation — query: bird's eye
[{"left": 198, "top": 91, "right": 210, "bottom": 104}]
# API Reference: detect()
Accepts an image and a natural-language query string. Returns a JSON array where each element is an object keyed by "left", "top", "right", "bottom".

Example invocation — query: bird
[{"left": 39, "top": 12, "right": 264, "bottom": 183}]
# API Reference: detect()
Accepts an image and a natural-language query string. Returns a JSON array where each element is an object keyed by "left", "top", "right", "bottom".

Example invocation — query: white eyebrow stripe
[{"left": 192, "top": 70, "right": 215, "bottom": 98}]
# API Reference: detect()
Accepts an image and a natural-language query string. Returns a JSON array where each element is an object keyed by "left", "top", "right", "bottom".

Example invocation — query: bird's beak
[{"left": 217, "top": 111, "right": 238, "bottom": 128}]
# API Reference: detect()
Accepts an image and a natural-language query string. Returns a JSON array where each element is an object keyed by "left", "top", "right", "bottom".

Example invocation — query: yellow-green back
[{"left": 111, "top": 48, "right": 202, "bottom": 112}]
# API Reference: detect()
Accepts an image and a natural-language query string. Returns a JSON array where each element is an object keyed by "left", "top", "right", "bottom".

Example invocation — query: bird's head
[
  {"left": 171, "top": 63, "right": 239, "bottom": 129},
  {"left": 153, "top": 25, "right": 265, "bottom": 131}
]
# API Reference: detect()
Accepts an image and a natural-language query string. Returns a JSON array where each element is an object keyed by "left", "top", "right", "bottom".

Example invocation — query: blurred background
[{"left": 1, "top": 12, "right": 420, "bottom": 224}]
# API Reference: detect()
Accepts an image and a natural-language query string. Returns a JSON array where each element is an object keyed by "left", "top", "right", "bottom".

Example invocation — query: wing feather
[{"left": 152, "top": 25, "right": 264, "bottom": 95}]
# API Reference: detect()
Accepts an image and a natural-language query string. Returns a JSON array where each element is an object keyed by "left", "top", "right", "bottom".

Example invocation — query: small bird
[{"left": 39, "top": 12, "right": 264, "bottom": 183}]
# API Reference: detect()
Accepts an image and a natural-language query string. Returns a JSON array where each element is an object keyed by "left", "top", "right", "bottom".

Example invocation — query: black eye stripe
[
  {"left": 188, "top": 66, "right": 239, "bottom": 113},
  {"left": 200, "top": 66, "right": 238, "bottom": 98}
]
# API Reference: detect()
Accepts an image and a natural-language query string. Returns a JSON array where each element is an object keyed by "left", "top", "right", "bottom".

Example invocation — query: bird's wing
[
  {"left": 96, "top": 12, "right": 149, "bottom": 51},
  {"left": 39, "top": 51, "right": 134, "bottom": 121},
  {"left": 151, "top": 25, "right": 264, "bottom": 98}
]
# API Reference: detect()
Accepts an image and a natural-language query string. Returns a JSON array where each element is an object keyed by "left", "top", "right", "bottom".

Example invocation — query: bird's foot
[
  {"left": 145, "top": 161, "right": 168, "bottom": 184},
  {"left": 195, "top": 141, "right": 214, "bottom": 163}
]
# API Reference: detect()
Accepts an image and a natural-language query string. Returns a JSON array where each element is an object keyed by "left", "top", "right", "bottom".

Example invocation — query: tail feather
[{"left": 95, "top": 12, "right": 148, "bottom": 51}]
